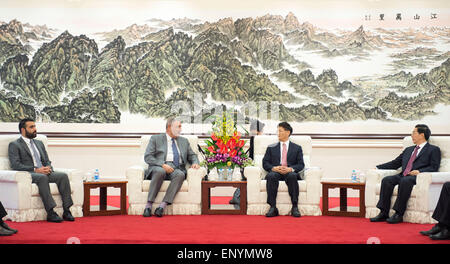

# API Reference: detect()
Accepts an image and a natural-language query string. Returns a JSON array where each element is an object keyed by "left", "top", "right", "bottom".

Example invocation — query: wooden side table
[
  {"left": 321, "top": 180, "right": 365, "bottom": 217},
  {"left": 83, "top": 179, "right": 128, "bottom": 216},
  {"left": 202, "top": 181, "right": 247, "bottom": 215}
]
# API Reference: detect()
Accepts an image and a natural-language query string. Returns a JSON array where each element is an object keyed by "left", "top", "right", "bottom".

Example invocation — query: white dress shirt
[
  {"left": 166, "top": 133, "right": 181, "bottom": 164},
  {"left": 21, "top": 136, "right": 41, "bottom": 167}
]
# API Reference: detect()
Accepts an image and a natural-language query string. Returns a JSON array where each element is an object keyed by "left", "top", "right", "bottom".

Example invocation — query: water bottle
[
  {"left": 351, "top": 169, "right": 357, "bottom": 183},
  {"left": 94, "top": 169, "right": 100, "bottom": 182},
  {"left": 227, "top": 168, "right": 233, "bottom": 181},
  {"left": 218, "top": 168, "right": 224, "bottom": 181}
]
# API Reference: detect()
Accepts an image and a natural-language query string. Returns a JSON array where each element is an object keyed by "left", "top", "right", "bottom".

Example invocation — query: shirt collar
[
  {"left": 417, "top": 141, "right": 427, "bottom": 149},
  {"left": 21, "top": 136, "right": 31, "bottom": 144},
  {"left": 166, "top": 133, "right": 175, "bottom": 141},
  {"left": 280, "top": 139, "right": 290, "bottom": 146}
]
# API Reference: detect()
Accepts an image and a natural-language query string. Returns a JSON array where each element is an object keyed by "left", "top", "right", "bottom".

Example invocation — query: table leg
[
  {"left": 322, "top": 185, "right": 329, "bottom": 215},
  {"left": 120, "top": 184, "right": 127, "bottom": 215},
  {"left": 83, "top": 185, "right": 90, "bottom": 216},
  {"left": 100, "top": 187, "right": 107, "bottom": 211},
  {"left": 340, "top": 188, "right": 347, "bottom": 211}
]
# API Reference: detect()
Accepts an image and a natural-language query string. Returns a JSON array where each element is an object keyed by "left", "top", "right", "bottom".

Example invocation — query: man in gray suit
[
  {"left": 8, "top": 118, "right": 75, "bottom": 223},
  {"left": 143, "top": 117, "right": 200, "bottom": 217}
]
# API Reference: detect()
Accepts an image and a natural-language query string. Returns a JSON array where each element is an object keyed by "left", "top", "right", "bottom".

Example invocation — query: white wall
[{"left": 45, "top": 137, "right": 403, "bottom": 196}]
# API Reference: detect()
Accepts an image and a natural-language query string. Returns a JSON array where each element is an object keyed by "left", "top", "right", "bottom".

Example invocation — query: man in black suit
[
  {"left": 419, "top": 182, "right": 450, "bottom": 240},
  {"left": 370, "top": 124, "right": 441, "bottom": 224},
  {"left": 0, "top": 201, "right": 18, "bottom": 236},
  {"left": 8, "top": 118, "right": 75, "bottom": 223},
  {"left": 263, "top": 122, "right": 304, "bottom": 217}
]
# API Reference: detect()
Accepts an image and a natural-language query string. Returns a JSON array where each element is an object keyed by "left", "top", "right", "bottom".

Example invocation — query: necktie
[
  {"left": 172, "top": 138, "right": 180, "bottom": 167},
  {"left": 281, "top": 143, "right": 287, "bottom": 167},
  {"left": 30, "top": 139, "right": 43, "bottom": 168},
  {"left": 403, "top": 145, "right": 420, "bottom": 176}
]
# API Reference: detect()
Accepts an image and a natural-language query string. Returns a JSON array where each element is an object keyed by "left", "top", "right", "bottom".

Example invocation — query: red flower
[
  {"left": 211, "top": 133, "right": 218, "bottom": 141},
  {"left": 216, "top": 139, "right": 225, "bottom": 148},
  {"left": 207, "top": 146, "right": 216, "bottom": 153},
  {"left": 230, "top": 149, "right": 238, "bottom": 157},
  {"left": 238, "top": 140, "right": 245, "bottom": 148},
  {"left": 227, "top": 138, "right": 237, "bottom": 149},
  {"left": 219, "top": 146, "right": 228, "bottom": 154}
]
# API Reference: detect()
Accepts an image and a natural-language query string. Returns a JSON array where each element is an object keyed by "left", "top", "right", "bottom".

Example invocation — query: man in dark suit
[
  {"left": 370, "top": 124, "right": 441, "bottom": 224},
  {"left": 142, "top": 117, "right": 200, "bottom": 217},
  {"left": 0, "top": 201, "right": 18, "bottom": 236},
  {"left": 263, "top": 122, "right": 304, "bottom": 217},
  {"left": 419, "top": 182, "right": 450, "bottom": 240},
  {"left": 8, "top": 118, "right": 75, "bottom": 223}
]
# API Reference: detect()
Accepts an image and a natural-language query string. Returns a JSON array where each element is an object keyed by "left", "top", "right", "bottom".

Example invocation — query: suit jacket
[
  {"left": 262, "top": 141, "right": 305, "bottom": 173},
  {"left": 376, "top": 142, "right": 441, "bottom": 174},
  {"left": 8, "top": 137, "right": 53, "bottom": 172},
  {"left": 144, "top": 133, "right": 199, "bottom": 178}
]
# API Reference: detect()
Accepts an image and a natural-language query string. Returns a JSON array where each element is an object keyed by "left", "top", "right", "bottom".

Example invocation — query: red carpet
[{"left": 1, "top": 196, "right": 448, "bottom": 244}]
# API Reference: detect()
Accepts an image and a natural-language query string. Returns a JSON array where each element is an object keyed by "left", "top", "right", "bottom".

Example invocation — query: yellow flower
[{"left": 227, "top": 161, "right": 232, "bottom": 167}]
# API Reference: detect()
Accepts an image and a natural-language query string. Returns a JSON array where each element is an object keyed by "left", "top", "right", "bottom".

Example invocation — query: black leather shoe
[
  {"left": 291, "top": 206, "right": 301, "bottom": 217},
  {"left": 430, "top": 227, "right": 450, "bottom": 240},
  {"left": 63, "top": 211, "right": 75, "bottom": 221},
  {"left": 420, "top": 224, "right": 442, "bottom": 236},
  {"left": 143, "top": 208, "right": 152, "bottom": 217},
  {"left": 265, "top": 207, "right": 279, "bottom": 217},
  {"left": 386, "top": 213, "right": 403, "bottom": 224},
  {"left": 0, "top": 226, "right": 14, "bottom": 236},
  {"left": 47, "top": 211, "right": 63, "bottom": 223},
  {"left": 370, "top": 212, "right": 389, "bottom": 222},
  {"left": 154, "top": 207, "right": 164, "bottom": 217},
  {"left": 0, "top": 222, "right": 18, "bottom": 234}
]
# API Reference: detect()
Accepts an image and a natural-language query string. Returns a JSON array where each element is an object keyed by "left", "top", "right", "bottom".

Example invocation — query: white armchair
[
  {"left": 245, "top": 135, "right": 323, "bottom": 215},
  {"left": 365, "top": 136, "right": 450, "bottom": 223},
  {"left": 126, "top": 135, "right": 207, "bottom": 215},
  {"left": 0, "top": 134, "right": 83, "bottom": 222}
]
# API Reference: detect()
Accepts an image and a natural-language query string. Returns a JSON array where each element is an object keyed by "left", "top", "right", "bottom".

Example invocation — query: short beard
[{"left": 25, "top": 131, "right": 37, "bottom": 139}]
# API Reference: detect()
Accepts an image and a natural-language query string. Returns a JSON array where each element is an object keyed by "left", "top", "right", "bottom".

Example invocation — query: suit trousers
[
  {"left": 266, "top": 171, "right": 300, "bottom": 207},
  {"left": 0, "top": 202, "right": 7, "bottom": 219},
  {"left": 31, "top": 171, "right": 73, "bottom": 212},
  {"left": 432, "top": 182, "right": 450, "bottom": 227},
  {"left": 146, "top": 162, "right": 186, "bottom": 204},
  {"left": 376, "top": 173, "right": 416, "bottom": 216}
]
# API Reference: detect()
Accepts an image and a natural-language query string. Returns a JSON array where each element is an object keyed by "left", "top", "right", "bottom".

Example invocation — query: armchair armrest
[
  {"left": 186, "top": 167, "right": 207, "bottom": 203},
  {"left": 126, "top": 165, "right": 145, "bottom": 202},
  {"left": 304, "top": 167, "right": 323, "bottom": 204},
  {"left": 366, "top": 169, "right": 399, "bottom": 185},
  {"left": 244, "top": 166, "right": 262, "bottom": 204},
  {"left": 0, "top": 170, "right": 31, "bottom": 183},
  {"left": 0, "top": 170, "right": 32, "bottom": 210}
]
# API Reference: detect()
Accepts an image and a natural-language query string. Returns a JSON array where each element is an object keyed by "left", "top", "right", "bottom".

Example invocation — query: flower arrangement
[{"left": 200, "top": 111, "right": 253, "bottom": 170}]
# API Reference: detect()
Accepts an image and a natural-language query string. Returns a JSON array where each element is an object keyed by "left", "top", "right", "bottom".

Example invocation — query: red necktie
[
  {"left": 281, "top": 143, "right": 287, "bottom": 167},
  {"left": 403, "top": 145, "right": 420, "bottom": 176}
]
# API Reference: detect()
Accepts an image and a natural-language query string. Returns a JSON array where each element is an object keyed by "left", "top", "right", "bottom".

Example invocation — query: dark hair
[
  {"left": 250, "top": 119, "right": 265, "bottom": 133},
  {"left": 278, "top": 122, "right": 293, "bottom": 136},
  {"left": 415, "top": 124, "right": 431, "bottom": 141},
  {"left": 18, "top": 118, "right": 35, "bottom": 133}
]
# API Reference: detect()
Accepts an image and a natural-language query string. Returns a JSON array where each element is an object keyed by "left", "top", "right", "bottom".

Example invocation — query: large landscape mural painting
[{"left": 0, "top": 0, "right": 449, "bottom": 133}]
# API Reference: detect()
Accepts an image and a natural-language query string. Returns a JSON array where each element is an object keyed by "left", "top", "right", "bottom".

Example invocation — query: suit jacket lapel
[
  {"left": 414, "top": 143, "right": 429, "bottom": 161},
  {"left": 18, "top": 137, "right": 33, "bottom": 159}
]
